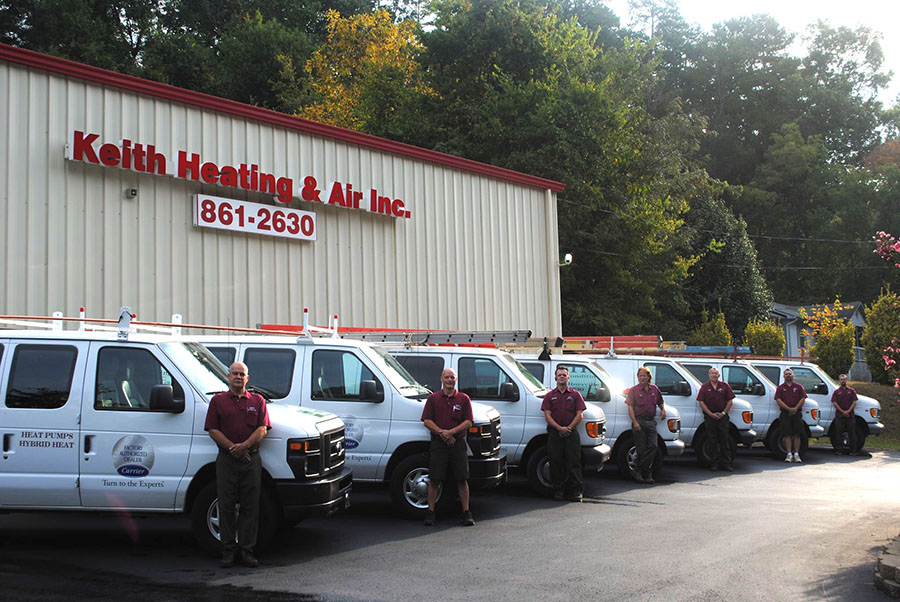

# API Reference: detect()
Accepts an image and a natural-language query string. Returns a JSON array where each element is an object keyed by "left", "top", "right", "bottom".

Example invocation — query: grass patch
[{"left": 811, "top": 382, "right": 900, "bottom": 451}]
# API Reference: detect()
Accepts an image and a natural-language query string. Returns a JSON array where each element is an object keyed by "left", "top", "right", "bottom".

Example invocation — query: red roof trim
[{"left": 0, "top": 43, "right": 565, "bottom": 192}]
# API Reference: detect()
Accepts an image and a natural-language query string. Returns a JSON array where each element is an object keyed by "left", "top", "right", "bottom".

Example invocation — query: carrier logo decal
[
  {"left": 339, "top": 415, "right": 364, "bottom": 449},
  {"left": 112, "top": 435, "right": 155, "bottom": 477}
]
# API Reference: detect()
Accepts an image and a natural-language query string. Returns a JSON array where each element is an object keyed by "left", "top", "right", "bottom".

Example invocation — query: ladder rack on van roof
[{"left": 261, "top": 319, "right": 532, "bottom": 346}]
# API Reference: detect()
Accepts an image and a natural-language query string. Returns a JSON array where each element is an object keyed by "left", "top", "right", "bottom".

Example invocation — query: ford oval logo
[{"left": 345, "top": 439, "right": 359, "bottom": 449}]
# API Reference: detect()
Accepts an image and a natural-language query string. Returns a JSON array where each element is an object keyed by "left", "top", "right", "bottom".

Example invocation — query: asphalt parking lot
[{"left": 2, "top": 446, "right": 899, "bottom": 602}]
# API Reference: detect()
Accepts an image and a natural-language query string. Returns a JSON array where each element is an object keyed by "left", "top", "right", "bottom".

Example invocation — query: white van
[
  {"left": 0, "top": 320, "right": 352, "bottom": 556},
  {"left": 198, "top": 335, "right": 506, "bottom": 518},
  {"left": 677, "top": 358, "right": 826, "bottom": 459},
  {"left": 386, "top": 346, "right": 611, "bottom": 496},
  {"left": 590, "top": 354, "right": 758, "bottom": 466},
  {"left": 748, "top": 359, "right": 883, "bottom": 453},
  {"left": 514, "top": 354, "right": 684, "bottom": 481}
]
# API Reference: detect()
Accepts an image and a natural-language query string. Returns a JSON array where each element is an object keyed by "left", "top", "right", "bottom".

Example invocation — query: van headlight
[{"left": 667, "top": 418, "right": 681, "bottom": 434}]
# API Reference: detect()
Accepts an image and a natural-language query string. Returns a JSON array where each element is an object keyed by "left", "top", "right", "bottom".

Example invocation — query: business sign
[
  {"left": 65, "top": 130, "right": 412, "bottom": 219},
  {"left": 193, "top": 194, "right": 316, "bottom": 241}
]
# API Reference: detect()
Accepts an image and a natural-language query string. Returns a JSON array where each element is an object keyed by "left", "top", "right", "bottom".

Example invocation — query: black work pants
[
  {"left": 216, "top": 450, "right": 262, "bottom": 556},
  {"left": 704, "top": 414, "right": 733, "bottom": 467},
  {"left": 547, "top": 427, "right": 582, "bottom": 494}
]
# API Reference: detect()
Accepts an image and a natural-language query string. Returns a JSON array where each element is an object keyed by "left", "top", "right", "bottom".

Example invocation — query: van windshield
[
  {"left": 366, "top": 345, "right": 431, "bottom": 398},
  {"left": 160, "top": 342, "right": 231, "bottom": 402},
  {"left": 501, "top": 353, "right": 550, "bottom": 396}
]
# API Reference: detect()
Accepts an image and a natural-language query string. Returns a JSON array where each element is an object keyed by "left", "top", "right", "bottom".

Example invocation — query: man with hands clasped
[
  {"left": 421, "top": 368, "right": 475, "bottom": 527},
  {"left": 775, "top": 368, "right": 807, "bottom": 463},
  {"left": 541, "top": 365, "right": 586, "bottom": 502},
  {"left": 697, "top": 367, "right": 735, "bottom": 472},
  {"left": 625, "top": 367, "right": 666, "bottom": 484},
  {"left": 831, "top": 373, "right": 859, "bottom": 455}
]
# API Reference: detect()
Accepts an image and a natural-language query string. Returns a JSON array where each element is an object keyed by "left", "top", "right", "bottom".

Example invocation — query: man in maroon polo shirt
[
  {"left": 421, "top": 368, "right": 474, "bottom": 527},
  {"left": 775, "top": 368, "right": 806, "bottom": 463},
  {"left": 205, "top": 361, "right": 271, "bottom": 568},
  {"left": 625, "top": 367, "right": 666, "bottom": 483},
  {"left": 697, "top": 367, "right": 736, "bottom": 471},
  {"left": 831, "top": 373, "right": 859, "bottom": 455},
  {"left": 541, "top": 365, "right": 586, "bottom": 502}
]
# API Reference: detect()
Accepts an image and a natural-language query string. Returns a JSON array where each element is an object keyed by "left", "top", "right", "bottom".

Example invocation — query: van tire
[
  {"left": 390, "top": 453, "right": 443, "bottom": 519},
  {"left": 766, "top": 427, "right": 809, "bottom": 460},
  {"left": 693, "top": 431, "right": 738, "bottom": 468},
  {"left": 525, "top": 445, "right": 554, "bottom": 496},
  {"left": 830, "top": 423, "right": 867, "bottom": 454},
  {"left": 190, "top": 481, "right": 279, "bottom": 557},
  {"left": 615, "top": 433, "right": 662, "bottom": 480}
]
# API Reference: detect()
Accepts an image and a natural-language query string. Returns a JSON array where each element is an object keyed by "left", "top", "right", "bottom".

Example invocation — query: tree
[
  {"left": 744, "top": 319, "right": 785, "bottom": 356},
  {"left": 861, "top": 290, "right": 900, "bottom": 384},
  {"left": 686, "top": 311, "right": 732, "bottom": 346},
  {"left": 798, "top": 301, "right": 854, "bottom": 379},
  {"left": 298, "top": 9, "right": 433, "bottom": 137}
]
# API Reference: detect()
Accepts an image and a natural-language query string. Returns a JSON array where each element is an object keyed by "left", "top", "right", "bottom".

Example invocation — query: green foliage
[
  {"left": 810, "top": 321, "right": 855, "bottom": 379},
  {"left": 744, "top": 319, "right": 786, "bottom": 356},
  {"left": 862, "top": 290, "right": 900, "bottom": 383},
  {"left": 687, "top": 311, "right": 732, "bottom": 346}
]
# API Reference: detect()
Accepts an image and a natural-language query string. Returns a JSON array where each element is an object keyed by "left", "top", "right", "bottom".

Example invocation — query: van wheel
[
  {"left": 766, "top": 427, "right": 809, "bottom": 460},
  {"left": 615, "top": 433, "right": 662, "bottom": 480},
  {"left": 830, "top": 424, "right": 867, "bottom": 454},
  {"left": 390, "top": 453, "right": 441, "bottom": 519},
  {"left": 525, "top": 446, "right": 554, "bottom": 496},
  {"left": 693, "top": 431, "right": 738, "bottom": 468},
  {"left": 190, "top": 481, "right": 279, "bottom": 557}
]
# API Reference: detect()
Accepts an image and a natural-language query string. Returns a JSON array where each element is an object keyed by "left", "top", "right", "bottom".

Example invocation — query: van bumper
[
  {"left": 739, "top": 428, "right": 758, "bottom": 447},
  {"left": 868, "top": 421, "right": 885, "bottom": 436},
  {"left": 468, "top": 453, "right": 507, "bottom": 489},
  {"left": 582, "top": 443, "right": 612, "bottom": 472},
  {"left": 277, "top": 466, "right": 353, "bottom": 521},
  {"left": 808, "top": 425, "right": 825, "bottom": 438},
  {"left": 665, "top": 439, "right": 686, "bottom": 456}
]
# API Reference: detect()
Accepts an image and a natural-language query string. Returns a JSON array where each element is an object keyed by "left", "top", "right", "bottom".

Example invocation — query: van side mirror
[
  {"left": 500, "top": 382, "right": 519, "bottom": 401},
  {"left": 595, "top": 387, "right": 611, "bottom": 403},
  {"left": 676, "top": 380, "right": 691, "bottom": 396},
  {"left": 815, "top": 383, "right": 829, "bottom": 395},
  {"left": 753, "top": 382, "right": 765, "bottom": 395},
  {"left": 360, "top": 380, "right": 384, "bottom": 402},
  {"left": 150, "top": 385, "right": 184, "bottom": 413}
]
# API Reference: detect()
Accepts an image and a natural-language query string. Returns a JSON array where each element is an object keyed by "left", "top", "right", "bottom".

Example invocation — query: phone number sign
[{"left": 193, "top": 194, "right": 316, "bottom": 241}]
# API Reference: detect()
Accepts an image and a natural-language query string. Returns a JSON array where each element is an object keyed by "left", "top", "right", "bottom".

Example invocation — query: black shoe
[
  {"left": 423, "top": 510, "right": 436, "bottom": 526},
  {"left": 219, "top": 553, "right": 236, "bottom": 568},
  {"left": 722, "top": 465, "right": 734, "bottom": 472},
  {"left": 462, "top": 510, "right": 475, "bottom": 526},
  {"left": 565, "top": 492, "right": 583, "bottom": 503},
  {"left": 239, "top": 552, "right": 259, "bottom": 568},
  {"left": 643, "top": 474, "right": 655, "bottom": 484},
  {"left": 633, "top": 472, "right": 646, "bottom": 483},
  {"left": 710, "top": 464, "right": 720, "bottom": 471},
  {"left": 552, "top": 490, "right": 565, "bottom": 501}
]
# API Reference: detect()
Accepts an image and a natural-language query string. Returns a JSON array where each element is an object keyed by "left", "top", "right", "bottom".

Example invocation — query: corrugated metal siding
[{"left": 0, "top": 61, "right": 563, "bottom": 336}]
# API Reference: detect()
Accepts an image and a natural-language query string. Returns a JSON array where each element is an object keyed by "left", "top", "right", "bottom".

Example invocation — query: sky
[{"left": 605, "top": 0, "right": 900, "bottom": 106}]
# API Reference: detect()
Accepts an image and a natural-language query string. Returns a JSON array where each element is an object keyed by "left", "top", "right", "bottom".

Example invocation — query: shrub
[
  {"left": 862, "top": 290, "right": 900, "bottom": 384},
  {"left": 809, "top": 321, "right": 855, "bottom": 379},
  {"left": 687, "top": 311, "right": 732, "bottom": 346},
  {"left": 744, "top": 319, "right": 786, "bottom": 356}
]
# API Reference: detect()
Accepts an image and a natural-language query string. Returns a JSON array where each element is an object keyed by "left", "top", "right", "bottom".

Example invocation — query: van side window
[
  {"left": 311, "top": 350, "right": 381, "bottom": 401},
  {"left": 520, "top": 362, "right": 544, "bottom": 382},
  {"left": 683, "top": 364, "right": 711, "bottom": 382},
  {"left": 458, "top": 358, "right": 512, "bottom": 399},
  {"left": 206, "top": 346, "right": 237, "bottom": 368},
  {"left": 395, "top": 355, "right": 445, "bottom": 392},
  {"left": 565, "top": 364, "right": 610, "bottom": 402},
  {"left": 95, "top": 347, "right": 184, "bottom": 410},
  {"left": 7, "top": 344, "right": 77, "bottom": 409},
  {"left": 756, "top": 366, "right": 781, "bottom": 385},
  {"left": 243, "top": 348, "right": 296, "bottom": 398},
  {"left": 722, "top": 366, "right": 762, "bottom": 395},
  {"left": 790, "top": 367, "right": 828, "bottom": 395},
  {"left": 645, "top": 363, "right": 689, "bottom": 396}
]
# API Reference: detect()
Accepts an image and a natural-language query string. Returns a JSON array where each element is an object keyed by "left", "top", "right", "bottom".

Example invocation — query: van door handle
[
  {"left": 2, "top": 434, "right": 10, "bottom": 452},
  {"left": 83, "top": 435, "right": 93, "bottom": 454}
]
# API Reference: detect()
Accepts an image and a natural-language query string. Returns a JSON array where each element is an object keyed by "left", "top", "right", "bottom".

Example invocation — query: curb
[{"left": 876, "top": 534, "right": 900, "bottom": 598}]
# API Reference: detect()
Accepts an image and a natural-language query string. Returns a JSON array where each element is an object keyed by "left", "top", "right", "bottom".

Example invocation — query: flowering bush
[{"left": 874, "top": 231, "right": 900, "bottom": 268}]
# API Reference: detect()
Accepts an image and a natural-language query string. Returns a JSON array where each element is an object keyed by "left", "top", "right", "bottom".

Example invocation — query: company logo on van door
[
  {"left": 112, "top": 435, "right": 155, "bottom": 477},
  {"left": 339, "top": 415, "right": 364, "bottom": 449},
  {"left": 65, "top": 130, "right": 412, "bottom": 219}
]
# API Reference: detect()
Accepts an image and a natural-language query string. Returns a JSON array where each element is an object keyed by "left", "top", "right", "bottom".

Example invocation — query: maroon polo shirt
[
  {"left": 626, "top": 384, "right": 664, "bottom": 418},
  {"left": 541, "top": 386, "right": 587, "bottom": 427},
  {"left": 205, "top": 389, "right": 271, "bottom": 447},
  {"left": 697, "top": 380, "right": 736, "bottom": 413},
  {"left": 421, "top": 389, "right": 474, "bottom": 438},
  {"left": 775, "top": 382, "right": 807, "bottom": 408},
  {"left": 831, "top": 385, "right": 858, "bottom": 411}
]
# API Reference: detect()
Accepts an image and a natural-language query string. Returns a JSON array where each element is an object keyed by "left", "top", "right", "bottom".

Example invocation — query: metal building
[{"left": 0, "top": 45, "right": 565, "bottom": 336}]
